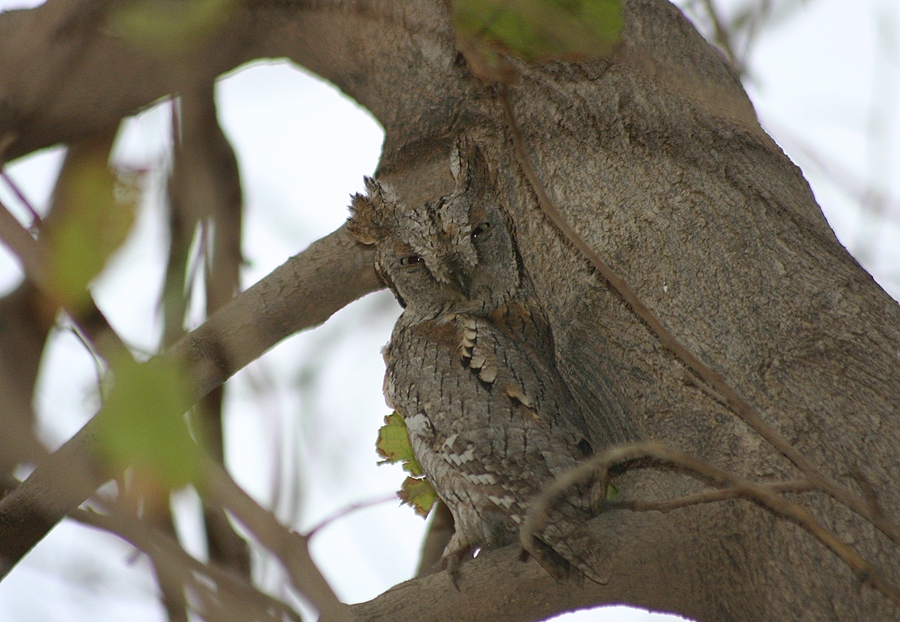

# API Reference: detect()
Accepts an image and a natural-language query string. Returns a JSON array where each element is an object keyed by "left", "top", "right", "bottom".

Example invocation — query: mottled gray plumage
[{"left": 348, "top": 139, "right": 608, "bottom": 583}]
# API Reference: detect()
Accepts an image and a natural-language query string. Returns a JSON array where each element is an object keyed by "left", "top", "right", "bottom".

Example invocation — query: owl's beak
[{"left": 449, "top": 264, "right": 471, "bottom": 298}]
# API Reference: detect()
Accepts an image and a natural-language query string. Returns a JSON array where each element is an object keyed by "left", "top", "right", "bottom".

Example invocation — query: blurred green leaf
[
  {"left": 605, "top": 481, "right": 618, "bottom": 500},
  {"left": 43, "top": 150, "right": 138, "bottom": 313},
  {"left": 399, "top": 476, "right": 438, "bottom": 518},
  {"left": 109, "top": 0, "right": 237, "bottom": 54},
  {"left": 98, "top": 353, "right": 200, "bottom": 491},
  {"left": 452, "top": 0, "right": 623, "bottom": 80}
]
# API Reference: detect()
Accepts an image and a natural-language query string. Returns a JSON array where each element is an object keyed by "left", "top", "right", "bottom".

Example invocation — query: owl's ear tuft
[{"left": 348, "top": 177, "right": 392, "bottom": 245}]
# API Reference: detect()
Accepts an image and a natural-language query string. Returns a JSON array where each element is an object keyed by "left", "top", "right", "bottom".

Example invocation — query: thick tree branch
[
  {"left": 0, "top": 0, "right": 468, "bottom": 163},
  {"left": 0, "top": 0, "right": 261, "bottom": 162},
  {"left": 349, "top": 505, "right": 713, "bottom": 622}
]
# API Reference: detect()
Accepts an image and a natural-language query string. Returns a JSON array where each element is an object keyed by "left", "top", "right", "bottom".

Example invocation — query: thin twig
[
  {"left": 306, "top": 494, "right": 400, "bottom": 540},
  {"left": 73, "top": 507, "right": 302, "bottom": 622},
  {"left": 0, "top": 133, "right": 15, "bottom": 164},
  {"left": 522, "top": 441, "right": 900, "bottom": 609},
  {"left": 0, "top": 170, "right": 43, "bottom": 230},
  {"left": 700, "top": 0, "right": 741, "bottom": 71},
  {"left": 200, "top": 457, "right": 355, "bottom": 622},
  {"left": 0, "top": 196, "right": 132, "bottom": 365},
  {"left": 498, "top": 85, "right": 900, "bottom": 549},
  {"left": 607, "top": 478, "right": 813, "bottom": 514}
]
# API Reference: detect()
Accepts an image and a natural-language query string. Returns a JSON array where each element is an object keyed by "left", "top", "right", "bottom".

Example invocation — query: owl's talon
[{"left": 442, "top": 549, "right": 469, "bottom": 590}]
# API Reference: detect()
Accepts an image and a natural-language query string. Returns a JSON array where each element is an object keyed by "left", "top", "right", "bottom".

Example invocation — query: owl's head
[{"left": 348, "top": 140, "right": 521, "bottom": 316}]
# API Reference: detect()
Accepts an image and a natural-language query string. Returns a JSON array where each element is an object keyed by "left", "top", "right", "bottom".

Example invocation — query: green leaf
[
  {"left": 605, "top": 481, "right": 618, "bottom": 500},
  {"left": 376, "top": 412, "right": 436, "bottom": 517},
  {"left": 452, "top": 0, "right": 623, "bottom": 79},
  {"left": 399, "top": 476, "right": 438, "bottom": 518},
  {"left": 109, "top": 0, "right": 237, "bottom": 54},
  {"left": 43, "top": 150, "right": 138, "bottom": 313},
  {"left": 97, "top": 353, "right": 200, "bottom": 491},
  {"left": 376, "top": 412, "right": 424, "bottom": 476}
]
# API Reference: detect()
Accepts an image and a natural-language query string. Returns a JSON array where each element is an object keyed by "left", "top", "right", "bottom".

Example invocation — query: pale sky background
[{"left": 0, "top": 0, "right": 897, "bottom": 620}]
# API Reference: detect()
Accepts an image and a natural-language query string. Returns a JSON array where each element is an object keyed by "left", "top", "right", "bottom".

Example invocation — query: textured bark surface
[{"left": 1, "top": 0, "right": 899, "bottom": 620}]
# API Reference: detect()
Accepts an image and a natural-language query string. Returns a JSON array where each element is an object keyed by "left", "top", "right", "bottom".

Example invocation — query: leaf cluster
[{"left": 376, "top": 412, "right": 438, "bottom": 517}]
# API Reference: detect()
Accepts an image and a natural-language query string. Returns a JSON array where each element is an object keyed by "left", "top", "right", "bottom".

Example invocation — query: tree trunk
[{"left": 1, "top": 0, "right": 898, "bottom": 620}]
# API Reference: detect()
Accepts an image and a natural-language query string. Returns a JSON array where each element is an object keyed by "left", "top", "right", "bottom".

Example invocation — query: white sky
[{"left": 0, "top": 0, "right": 897, "bottom": 620}]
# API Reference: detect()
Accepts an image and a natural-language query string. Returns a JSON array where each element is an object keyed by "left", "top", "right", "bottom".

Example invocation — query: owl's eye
[
  {"left": 471, "top": 222, "right": 491, "bottom": 240},
  {"left": 399, "top": 255, "right": 423, "bottom": 267}
]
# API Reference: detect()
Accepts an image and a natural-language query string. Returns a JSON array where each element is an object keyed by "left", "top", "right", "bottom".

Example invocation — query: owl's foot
[
  {"left": 441, "top": 533, "right": 476, "bottom": 589},
  {"left": 442, "top": 550, "right": 466, "bottom": 589}
]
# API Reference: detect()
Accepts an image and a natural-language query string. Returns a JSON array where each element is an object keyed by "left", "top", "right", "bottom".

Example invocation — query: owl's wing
[
  {"left": 386, "top": 315, "right": 609, "bottom": 583},
  {"left": 386, "top": 315, "right": 584, "bottom": 490}
]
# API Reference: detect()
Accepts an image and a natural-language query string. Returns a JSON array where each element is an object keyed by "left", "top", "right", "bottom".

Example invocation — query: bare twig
[
  {"left": 699, "top": 0, "right": 740, "bottom": 71},
  {"left": 607, "top": 478, "right": 814, "bottom": 514},
  {"left": 0, "top": 133, "right": 15, "bottom": 163},
  {"left": 306, "top": 494, "right": 399, "bottom": 540},
  {"left": 499, "top": 84, "right": 900, "bottom": 550},
  {"left": 0, "top": 175, "right": 133, "bottom": 365},
  {"left": 200, "top": 457, "right": 355, "bottom": 622},
  {"left": 73, "top": 507, "right": 302, "bottom": 622},
  {"left": 522, "top": 442, "right": 900, "bottom": 609},
  {"left": 0, "top": 170, "right": 43, "bottom": 230}
]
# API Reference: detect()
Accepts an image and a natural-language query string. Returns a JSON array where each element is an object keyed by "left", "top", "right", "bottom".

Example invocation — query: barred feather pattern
[{"left": 384, "top": 306, "right": 608, "bottom": 584}]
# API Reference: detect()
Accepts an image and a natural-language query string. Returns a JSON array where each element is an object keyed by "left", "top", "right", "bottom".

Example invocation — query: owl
[{"left": 348, "top": 139, "right": 608, "bottom": 584}]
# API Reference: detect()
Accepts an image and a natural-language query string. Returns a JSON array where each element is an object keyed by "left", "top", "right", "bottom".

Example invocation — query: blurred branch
[
  {"left": 73, "top": 507, "right": 303, "bottom": 622},
  {"left": 0, "top": 282, "right": 54, "bottom": 475},
  {"left": 0, "top": 133, "right": 135, "bottom": 364},
  {"left": 763, "top": 122, "right": 900, "bottom": 227},
  {"left": 0, "top": 163, "right": 53, "bottom": 478},
  {"left": 159, "top": 77, "right": 251, "bottom": 604},
  {"left": 174, "top": 78, "right": 251, "bottom": 579},
  {"left": 0, "top": 223, "right": 381, "bottom": 579},
  {"left": 201, "top": 457, "right": 354, "bottom": 622},
  {"left": 0, "top": 171, "right": 43, "bottom": 230},
  {"left": 700, "top": 0, "right": 740, "bottom": 71},
  {"left": 681, "top": 0, "right": 819, "bottom": 75}
]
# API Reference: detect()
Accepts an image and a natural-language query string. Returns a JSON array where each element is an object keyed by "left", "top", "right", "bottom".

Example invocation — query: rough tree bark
[{"left": 1, "top": 0, "right": 899, "bottom": 620}]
